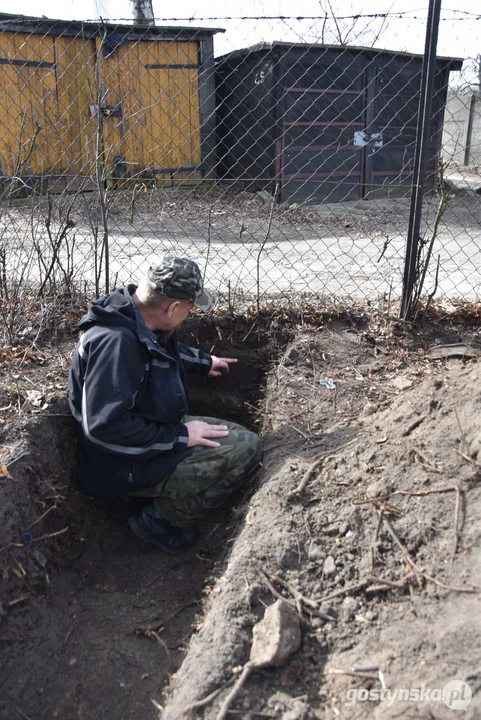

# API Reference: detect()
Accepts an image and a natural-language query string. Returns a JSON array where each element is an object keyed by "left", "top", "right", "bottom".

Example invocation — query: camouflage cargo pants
[{"left": 132, "top": 415, "right": 262, "bottom": 529}]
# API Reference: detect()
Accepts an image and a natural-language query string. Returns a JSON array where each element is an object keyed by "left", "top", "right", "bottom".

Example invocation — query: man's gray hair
[{"left": 135, "top": 276, "right": 171, "bottom": 307}]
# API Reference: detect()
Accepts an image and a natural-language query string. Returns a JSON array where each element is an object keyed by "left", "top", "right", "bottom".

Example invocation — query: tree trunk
[{"left": 130, "top": 0, "right": 155, "bottom": 26}]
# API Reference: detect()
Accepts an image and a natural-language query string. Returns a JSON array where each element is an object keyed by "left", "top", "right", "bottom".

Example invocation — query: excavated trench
[
  {"left": 0, "top": 315, "right": 288, "bottom": 720},
  {"left": 4, "top": 309, "right": 481, "bottom": 720}
]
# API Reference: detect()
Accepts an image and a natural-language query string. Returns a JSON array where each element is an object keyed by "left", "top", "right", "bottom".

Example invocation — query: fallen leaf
[
  {"left": 26, "top": 390, "right": 46, "bottom": 407},
  {"left": 281, "top": 658, "right": 304, "bottom": 688}
]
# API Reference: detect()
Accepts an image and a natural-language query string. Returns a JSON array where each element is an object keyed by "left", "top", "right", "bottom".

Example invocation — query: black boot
[{"left": 128, "top": 503, "right": 199, "bottom": 554}]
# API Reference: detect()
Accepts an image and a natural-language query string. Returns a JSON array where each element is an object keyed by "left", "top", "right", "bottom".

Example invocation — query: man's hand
[
  {"left": 209, "top": 356, "right": 238, "bottom": 377},
  {"left": 185, "top": 420, "right": 229, "bottom": 448}
]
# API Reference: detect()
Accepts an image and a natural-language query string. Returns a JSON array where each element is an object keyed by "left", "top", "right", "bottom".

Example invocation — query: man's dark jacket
[{"left": 68, "top": 286, "right": 212, "bottom": 497}]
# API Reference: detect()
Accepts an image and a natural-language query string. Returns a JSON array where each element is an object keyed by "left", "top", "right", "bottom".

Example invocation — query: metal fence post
[{"left": 400, "top": 0, "right": 443, "bottom": 320}]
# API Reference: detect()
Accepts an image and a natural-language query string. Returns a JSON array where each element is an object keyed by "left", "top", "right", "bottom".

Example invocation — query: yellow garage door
[{"left": 96, "top": 36, "right": 202, "bottom": 185}]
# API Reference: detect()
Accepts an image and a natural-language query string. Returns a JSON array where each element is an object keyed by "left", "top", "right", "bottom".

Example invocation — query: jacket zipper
[
  {"left": 172, "top": 341, "right": 188, "bottom": 412},
  {"left": 128, "top": 463, "right": 134, "bottom": 483},
  {"left": 176, "top": 373, "right": 187, "bottom": 413},
  {"left": 148, "top": 336, "right": 188, "bottom": 412}
]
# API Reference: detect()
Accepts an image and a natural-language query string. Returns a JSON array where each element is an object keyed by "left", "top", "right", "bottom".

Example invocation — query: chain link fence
[{"left": 0, "top": 9, "right": 480, "bottom": 335}]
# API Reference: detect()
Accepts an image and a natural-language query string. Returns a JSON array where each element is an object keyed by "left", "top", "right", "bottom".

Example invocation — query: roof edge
[
  {"left": 215, "top": 41, "right": 463, "bottom": 69},
  {"left": 0, "top": 12, "right": 224, "bottom": 37}
]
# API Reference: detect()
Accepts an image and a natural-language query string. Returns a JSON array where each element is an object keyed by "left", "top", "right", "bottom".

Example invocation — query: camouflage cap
[{"left": 148, "top": 255, "right": 213, "bottom": 312}]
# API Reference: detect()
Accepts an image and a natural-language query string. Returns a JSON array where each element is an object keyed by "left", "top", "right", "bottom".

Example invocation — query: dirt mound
[{"left": 160, "top": 324, "right": 481, "bottom": 720}]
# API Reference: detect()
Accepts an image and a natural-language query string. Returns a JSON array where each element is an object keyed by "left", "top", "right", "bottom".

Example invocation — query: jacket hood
[{"left": 79, "top": 285, "right": 138, "bottom": 332}]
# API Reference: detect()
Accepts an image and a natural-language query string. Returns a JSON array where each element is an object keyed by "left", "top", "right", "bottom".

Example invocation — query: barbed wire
[{"left": 70, "top": 13, "right": 481, "bottom": 23}]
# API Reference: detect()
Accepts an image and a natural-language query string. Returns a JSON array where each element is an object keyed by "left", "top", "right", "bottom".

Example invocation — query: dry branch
[
  {"left": 451, "top": 483, "right": 464, "bottom": 561},
  {"left": 455, "top": 409, "right": 470, "bottom": 458},
  {"left": 365, "top": 573, "right": 414, "bottom": 590},
  {"left": 215, "top": 663, "right": 253, "bottom": 720},
  {"left": 148, "top": 630, "right": 171, "bottom": 660},
  {"left": 328, "top": 667, "right": 380, "bottom": 681},
  {"left": 382, "top": 515, "right": 422, "bottom": 583},
  {"left": 288, "top": 437, "right": 358, "bottom": 498},
  {"left": 369, "top": 509, "right": 384, "bottom": 574},
  {"left": 317, "top": 581, "right": 369, "bottom": 604},
  {"left": 288, "top": 456, "right": 324, "bottom": 499},
  {"left": 455, "top": 449, "right": 481, "bottom": 468},
  {"left": 392, "top": 487, "right": 456, "bottom": 497},
  {"left": 256, "top": 184, "right": 278, "bottom": 313},
  {"left": 262, "top": 568, "right": 335, "bottom": 622},
  {"left": 131, "top": 600, "right": 199, "bottom": 635},
  {"left": 180, "top": 682, "right": 232, "bottom": 717},
  {"left": 411, "top": 446, "right": 443, "bottom": 472},
  {"left": 421, "top": 572, "right": 478, "bottom": 594},
  {"left": 402, "top": 416, "right": 425, "bottom": 436},
  {"left": 32, "top": 526, "right": 68, "bottom": 542},
  {"left": 25, "top": 504, "right": 58, "bottom": 531}
]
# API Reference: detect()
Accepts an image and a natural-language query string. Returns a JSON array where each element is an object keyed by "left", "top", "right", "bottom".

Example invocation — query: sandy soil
[
  {"left": 1, "top": 308, "right": 481, "bottom": 720},
  {"left": 160, "top": 315, "right": 481, "bottom": 720}
]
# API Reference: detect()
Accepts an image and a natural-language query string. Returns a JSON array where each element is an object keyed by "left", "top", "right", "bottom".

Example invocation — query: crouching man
[{"left": 68, "top": 255, "right": 262, "bottom": 553}]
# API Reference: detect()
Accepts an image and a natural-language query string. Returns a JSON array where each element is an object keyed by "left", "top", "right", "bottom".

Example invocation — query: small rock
[
  {"left": 323, "top": 556, "right": 336, "bottom": 576},
  {"left": 31, "top": 549, "right": 47, "bottom": 568},
  {"left": 362, "top": 402, "right": 379, "bottom": 416},
  {"left": 308, "top": 546, "right": 325, "bottom": 563},
  {"left": 325, "top": 524, "right": 340, "bottom": 536},
  {"left": 253, "top": 189, "right": 273, "bottom": 205},
  {"left": 282, "top": 701, "right": 309, "bottom": 720},
  {"left": 366, "top": 480, "right": 386, "bottom": 498},
  {"left": 268, "top": 691, "right": 298, "bottom": 714},
  {"left": 392, "top": 376, "right": 413, "bottom": 391},
  {"left": 319, "top": 602, "right": 338, "bottom": 618},
  {"left": 341, "top": 596, "right": 360, "bottom": 619},
  {"left": 338, "top": 522, "right": 350, "bottom": 537},
  {"left": 250, "top": 600, "right": 301, "bottom": 667},
  {"left": 365, "top": 610, "right": 376, "bottom": 621}
]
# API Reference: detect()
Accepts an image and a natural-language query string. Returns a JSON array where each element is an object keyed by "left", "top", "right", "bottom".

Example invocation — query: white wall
[{"left": 442, "top": 88, "right": 481, "bottom": 166}]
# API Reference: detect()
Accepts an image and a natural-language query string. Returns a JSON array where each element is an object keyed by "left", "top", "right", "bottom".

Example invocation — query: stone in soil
[{"left": 250, "top": 599, "right": 301, "bottom": 668}]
